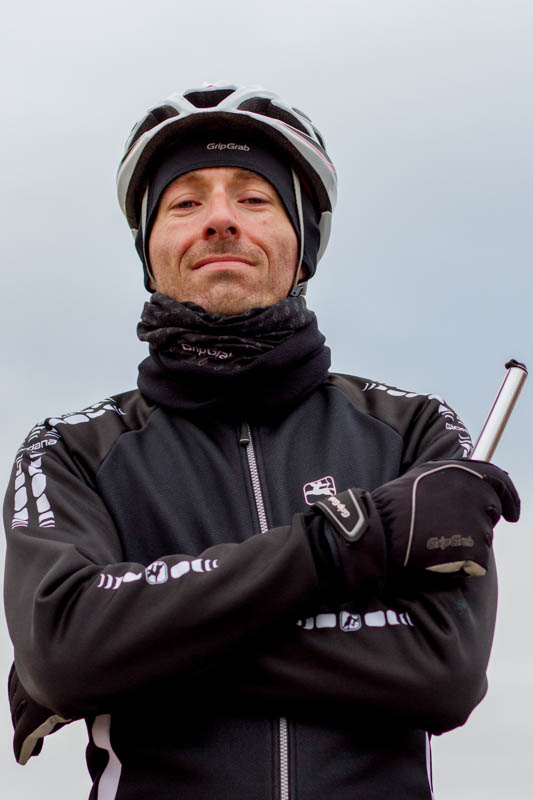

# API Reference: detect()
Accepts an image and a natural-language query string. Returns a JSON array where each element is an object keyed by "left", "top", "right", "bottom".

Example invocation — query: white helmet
[{"left": 117, "top": 82, "right": 337, "bottom": 288}]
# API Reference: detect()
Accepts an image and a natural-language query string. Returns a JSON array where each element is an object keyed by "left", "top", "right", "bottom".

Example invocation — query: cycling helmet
[{"left": 117, "top": 82, "right": 337, "bottom": 291}]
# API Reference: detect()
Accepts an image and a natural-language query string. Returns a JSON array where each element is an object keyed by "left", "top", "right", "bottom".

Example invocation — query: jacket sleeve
[
  {"left": 3, "top": 423, "right": 322, "bottom": 719},
  {"left": 233, "top": 561, "right": 496, "bottom": 734}
]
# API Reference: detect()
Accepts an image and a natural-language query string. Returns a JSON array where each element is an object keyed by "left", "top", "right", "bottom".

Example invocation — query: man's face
[{"left": 148, "top": 167, "right": 299, "bottom": 315}]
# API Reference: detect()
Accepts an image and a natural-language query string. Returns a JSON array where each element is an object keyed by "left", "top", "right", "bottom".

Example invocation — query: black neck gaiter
[{"left": 137, "top": 293, "right": 331, "bottom": 418}]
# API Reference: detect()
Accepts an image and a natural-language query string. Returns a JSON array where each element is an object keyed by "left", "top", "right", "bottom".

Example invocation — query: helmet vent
[
  {"left": 237, "top": 97, "right": 309, "bottom": 136},
  {"left": 183, "top": 88, "right": 235, "bottom": 107},
  {"left": 128, "top": 106, "right": 180, "bottom": 151}
]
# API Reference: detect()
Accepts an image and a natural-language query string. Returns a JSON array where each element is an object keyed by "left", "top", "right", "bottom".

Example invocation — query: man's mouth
[{"left": 193, "top": 255, "right": 253, "bottom": 269}]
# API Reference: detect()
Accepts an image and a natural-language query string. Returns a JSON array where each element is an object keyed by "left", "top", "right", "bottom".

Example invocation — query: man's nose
[{"left": 203, "top": 193, "right": 239, "bottom": 239}]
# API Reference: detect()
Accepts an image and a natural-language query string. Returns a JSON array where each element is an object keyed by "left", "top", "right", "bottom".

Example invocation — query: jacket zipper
[
  {"left": 240, "top": 422, "right": 268, "bottom": 535},
  {"left": 279, "top": 716, "right": 290, "bottom": 800},
  {"left": 240, "top": 422, "right": 290, "bottom": 800}
]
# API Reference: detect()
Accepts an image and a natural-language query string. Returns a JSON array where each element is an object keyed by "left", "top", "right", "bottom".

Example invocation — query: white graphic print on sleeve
[
  {"left": 96, "top": 559, "right": 220, "bottom": 591},
  {"left": 11, "top": 399, "right": 126, "bottom": 530},
  {"left": 11, "top": 424, "right": 61, "bottom": 529},
  {"left": 434, "top": 401, "right": 472, "bottom": 456},
  {"left": 47, "top": 398, "right": 126, "bottom": 427},
  {"left": 361, "top": 381, "right": 472, "bottom": 457},
  {"left": 296, "top": 608, "right": 414, "bottom": 632}
]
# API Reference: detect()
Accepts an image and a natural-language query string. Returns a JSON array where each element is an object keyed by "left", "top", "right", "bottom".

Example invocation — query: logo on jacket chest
[{"left": 303, "top": 475, "right": 337, "bottom": 505}]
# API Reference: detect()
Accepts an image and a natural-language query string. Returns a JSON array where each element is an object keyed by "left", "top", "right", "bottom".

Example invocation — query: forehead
[{"left": 164, "top": 166, "right": 275, "bottom": 191}]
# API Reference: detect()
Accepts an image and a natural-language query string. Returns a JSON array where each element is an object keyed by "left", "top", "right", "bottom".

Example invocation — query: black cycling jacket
[{"left": 3, "top": 373, "right": 496, "bottom": 800}]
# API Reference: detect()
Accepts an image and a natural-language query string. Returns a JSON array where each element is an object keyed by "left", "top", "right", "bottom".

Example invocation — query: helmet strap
[
  {"left": 289, "top": 169, "right": 306, "bottom": 296},
  {"left": 141, "top": 187, "right": 156, "bottom": 287}
]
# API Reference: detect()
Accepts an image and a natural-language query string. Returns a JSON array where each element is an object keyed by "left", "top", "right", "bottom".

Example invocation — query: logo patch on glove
[
  {"left": 426, "top": 535, "right": 474, "bottom": 551},
  {"left": 315, "top": 488, "right": 368, "bottom": 542}
]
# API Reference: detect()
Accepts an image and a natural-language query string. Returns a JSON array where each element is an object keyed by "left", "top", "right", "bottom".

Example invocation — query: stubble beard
[
  {"left": 178, "top": 243, "right": 296, "bottom": 315},
  {"left": 188, "top": 271, "right": 274, "bottom": 316}
]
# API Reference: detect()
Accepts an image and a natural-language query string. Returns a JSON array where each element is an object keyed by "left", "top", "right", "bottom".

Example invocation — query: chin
[
  {"left": 201, "top": 296, "right": 262, "bottom": 316},
  {"left": 195, "top": 286, "right": 277, "bottom": 316}
]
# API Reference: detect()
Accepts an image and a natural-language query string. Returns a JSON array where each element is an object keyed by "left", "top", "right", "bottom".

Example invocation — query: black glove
[
  {"left": 313, "top": 460, "right": 520, "bottom": 592},
  {"left": 8, "top": 663, "right": 70, "bottom": 765}
]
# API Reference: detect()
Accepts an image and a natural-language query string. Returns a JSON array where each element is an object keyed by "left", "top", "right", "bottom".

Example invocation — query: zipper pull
[{"left": 239, "top": 422, "right": 250, "bottom": 446}]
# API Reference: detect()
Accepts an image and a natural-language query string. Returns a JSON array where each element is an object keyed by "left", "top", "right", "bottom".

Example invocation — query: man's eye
[
  {"left": 242, "top": 196, "right": 267, "bottom": 205},
  {"left": 168, "top": 198, "right": 199, "bottom": 210}
]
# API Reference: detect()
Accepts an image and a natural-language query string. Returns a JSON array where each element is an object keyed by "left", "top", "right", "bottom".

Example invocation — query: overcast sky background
[{"left": 1, "top": 1, "right": 531, "bottom": 797}]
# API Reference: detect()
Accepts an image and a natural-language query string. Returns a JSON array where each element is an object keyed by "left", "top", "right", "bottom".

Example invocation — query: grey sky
[{"left": 1, "top": 1, "right": 532, "bottom": 797}]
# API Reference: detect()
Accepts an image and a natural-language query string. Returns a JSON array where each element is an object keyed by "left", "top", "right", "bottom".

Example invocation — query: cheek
[
  {"left": 148, "top": 223, "right": 189, "bottom": 273},
  {"left": 147, "top": 224, "right": 166, "bottom": 269},
  {"left": 287, "top": 226, "right": 299, "bottom": 261},
  {"left": 266, "top": 226, "right": 299, "bottom": 293},
  {"left": 272, "top": 224, "right": 298, "bottom": 266},
  {"left": 257, "top": 217, "right": 298, "bottom": 258}
]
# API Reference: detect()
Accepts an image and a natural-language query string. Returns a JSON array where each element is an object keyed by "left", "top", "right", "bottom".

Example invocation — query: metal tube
[{"left": 471, "top": 359, "right": 528, "bottom": 462}]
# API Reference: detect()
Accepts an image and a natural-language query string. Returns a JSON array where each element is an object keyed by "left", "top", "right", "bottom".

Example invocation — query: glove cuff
[{"left": 313, "top": 489, "right": 387, "bottom": 597}]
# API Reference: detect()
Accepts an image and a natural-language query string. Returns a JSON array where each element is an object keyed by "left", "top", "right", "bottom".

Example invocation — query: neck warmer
[{"left": 137, "top": 293, "right": 331, "bottom": 418}]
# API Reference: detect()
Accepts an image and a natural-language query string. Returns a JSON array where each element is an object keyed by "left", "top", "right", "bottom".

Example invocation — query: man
[{"left": 4, "top": 83, "right": 520, "bottom": 799}]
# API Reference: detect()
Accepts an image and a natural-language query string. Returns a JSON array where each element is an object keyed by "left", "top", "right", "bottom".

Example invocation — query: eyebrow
[{"left": 170, "top": 168, "right": 271, "bottom": 189}]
